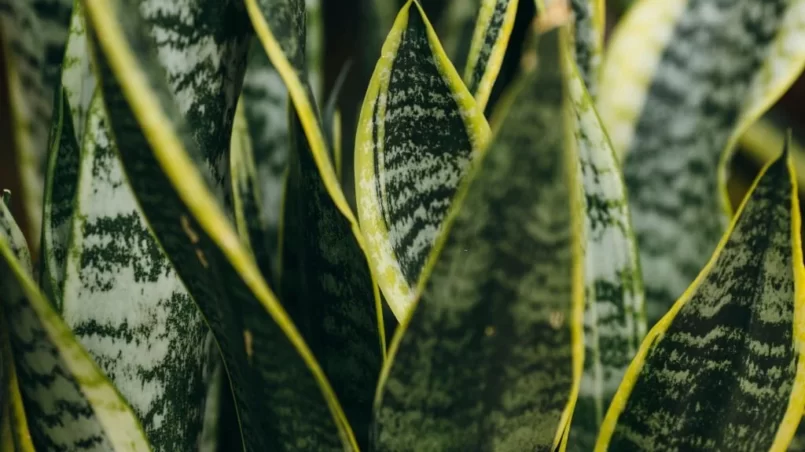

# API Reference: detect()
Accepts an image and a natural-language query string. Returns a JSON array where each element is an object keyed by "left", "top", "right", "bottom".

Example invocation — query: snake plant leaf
[
  {"left": 567, "top": 0, "right": 603, "bottom": 97},
  {"left": 564, "top": 37, "right": 646, "bottom": 451},
  {"left": 355, "top": 0, "right": 491, "bottom": 319},
  {"left": 281, "top": 111, "right": 384, "bottom": 449},
  {"left": 0, "top": 193, "right": 151, "bottom": 451},
  {"left": 61, "top": 0, "right": 97, "bottom": 144},
  {"left": 32, "top": 0, "right": 73, "bottom": 93},
  {"left": 595, "top": 148, "right": 805, "bottom": 452},
  {"left": 59, "top": 91, "right": 210, "bottom": 449},
  {"left": 597, "top": 0, "right": 805, "bottom": 326},
  {"left": 199, "top": 336, "right": 224, "bottom": 452},
  {"left": 305, "top": 0, "right": 323, "bottom": 98},
  {"left": 463, "top": 0, "right": 519, "bottom": 110},
  {"left": 82, "top": 0, "right": 358, "bottom": 449},
  {"left": 374, "top": 26, "right": 583, "bottom": 451}
]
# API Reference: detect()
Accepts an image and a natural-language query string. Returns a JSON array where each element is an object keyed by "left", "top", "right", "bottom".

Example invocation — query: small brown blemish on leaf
[
  {"left": 196, "top": 249, "right": 209, "bottom": 268},
  {"left": 549, "top": 311, "right": 565, "bottom": 329},
  {"left": 244, "top": 330, "right": 253, "bottom": 362},
  {"left": 180, "top": 215, "right": 200, "bottom": 244}
]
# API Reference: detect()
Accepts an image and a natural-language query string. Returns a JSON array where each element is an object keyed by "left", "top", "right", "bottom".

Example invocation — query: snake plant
[{"left": 2, "top": 0, "right": 805, "bottom": 450}]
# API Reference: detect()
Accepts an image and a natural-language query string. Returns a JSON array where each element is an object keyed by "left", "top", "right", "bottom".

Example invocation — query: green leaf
[
  {"left": 32, "top": 0, "right": 73, "bottom": 100},
  {"left": 82, "top": 0, "right": 358, "bottom": 449},
  {"left": 567, "top": 0, "right": 604, "bottom": 97},
  {"left": 597, "top": 0, "right": 805, "bottom": 326},
  {"left": 373, "top": 26, "right": 583, "bottom": 451},
  {"left": 354, "top": 0, "right": 491, "bottom": 319},
  {"left": 61, "top": 0, "right": 97, "bottom": 145},
  {"left": 463, "top": 0, "right": 519, "bottom": 110},
  {"left": 305, "top": 0, "right": 323, "bottom": 98},
  {"left": 565, "top": 31, "right": 646, "bottom": 451},
  {"left": 0, "top": 192, "right": 152, "bottom": 451},
  {"left": 595, "top": 148, "right": 805, "bottom": 451},
  {"left": 59, "top": 90, "right": 210, "bottom": 449}
]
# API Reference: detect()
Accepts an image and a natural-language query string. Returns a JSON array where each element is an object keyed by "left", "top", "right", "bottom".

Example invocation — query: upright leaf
[
  {"left": 82, "top": 0, "right": 358, "bottom": 449},
  {"left": 354, "top": 0, "right": 491, "bottom": 319},
  {"left": 567, "top": 0, "right": 604, "bottom": 97},
  {"left": 0, "top": 193, "right": 151, "bottom": 451},
  {"left": 60, "top": 91, "right": 210, "bottom": 450},
  {"left": 463, "top": 0, "right": 519, "bottom": 110},
  {"left": 373, "top": 25, "right": 583, "bottom": 451},
  {"left": 595, "top": 148, "right": 805, "bottom": 451},
  {"left": 565, "top": 33, "right": 646, "bottom": 451},
  {"left": 61, "top": 0, "right": 97, "bottom": 143},
  {"left": 597, "top": 0, "right": 805, "bottom": 325}
]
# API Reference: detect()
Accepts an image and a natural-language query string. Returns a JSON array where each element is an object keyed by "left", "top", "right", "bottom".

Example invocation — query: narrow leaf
[
  {"left": 354, "top": 0, "right": 491, "bottom": 319},
  {"left": 61, "top": 0, "right": 97, "bottom": 144},
  {"left": 595, "top": 148, "right": 805, "bottom": 451},
  {"left": 60, "top": 91, "right": 210, "bottom": 449},
  {"left": 440, "top": 0, "right": 482, "bottom": 71},
  {"left": 567, "top": 0, "right": 604, "bottom": 97},
  {"left": 0, "top": 195, "right": 151, "bottom": 451},
  {"left": 597, "top": 0, "right": 805, "bottom": 325},
  {"left": 82, "top": 0, "right": 358, "bottom": 448},
  {"left": 373, "top": 26, "right": 583, "bottom": 451},
  {"left": 0, "top": 287, "right": 35, "bottom": 452},
  {"left": 463, "top": 0, "right": 519, "bottom": 110},
  {"left": 565, "top": 33, "right": 646, "bottom": 451}
]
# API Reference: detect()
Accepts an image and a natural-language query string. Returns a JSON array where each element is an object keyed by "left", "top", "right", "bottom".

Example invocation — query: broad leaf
[
  {"left": 354, "top": 0, "right": 491, "bottom": 319},
  {"left": 0, "top": 194, "right": 151, "bottom": 451},
  {"left": 373, "top": 26, "right": 583, "bottom": 451},
  {"left": 565, "top": 29, "right": 646, "bottom": 451},
  {"left": 597, "top": 0, "right": 805, "bottom": 325},
  {"left": 595, "top": 148, "right": 805, "bottom": 451},
  {"left": 82, "top": 0, "right": 358, "bottom": 449},
  {"left": 463, "top": 0, "right": 519, "bottom": 110},
  {"left": 60, "top": 91, "right": 210, "bottom": 449}
]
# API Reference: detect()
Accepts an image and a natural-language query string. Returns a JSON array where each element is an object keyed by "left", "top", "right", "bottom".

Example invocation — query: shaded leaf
[{"left": 595, "top": 148, "right": 805, "bottom": 451}]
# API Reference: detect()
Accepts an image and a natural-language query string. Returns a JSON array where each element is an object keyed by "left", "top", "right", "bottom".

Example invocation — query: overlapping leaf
[
  {"left": 0, "top": 193, "right": 151, "bottom": 451},
  {"left": 354, "top": 0, "right": 491, "bottom": 319},
  {"left": 597, "top": 0, "right": 805, "bottom": 326},
  {"left": 82, "top": 0, "right": 357, "bottom": 449},
  {"left": 596, "top": 149, "right": 805, "bottom": 451},
  {"left": 373, "top": 26, "right": 583, "bottom": 451}
]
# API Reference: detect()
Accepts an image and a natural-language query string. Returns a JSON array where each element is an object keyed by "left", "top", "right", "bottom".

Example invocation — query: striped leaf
[
  {"left": 355, "top": 0, "right": 491, "bottom": 319},
  {"left": 61, "top": 0, "right": 96, "bottom": 144},
  {"left": 60, "top": 91, "right": 210, "bottom": 450},
  {"left": 597, "top": 0, "right": 805, "bottom": 326},
  {"left": 280, "top": 110, "right": 384, "bottom": 449},
  {"left": 0, "top": 193, "right": 151, "bottom": 451},
  {"left": 82, "top": 0, "right": 358, "bottom": 449},
  {"left": 595, "top": 148, "right": 805, "bottom": 451},
  {"left": 567, "top": 0, "right": 604, "bottom": 97},
  {"left": 565, "top": 33, "right": 646, "bottom": 451},
  {"left": 373, "top": 26, "right": 583, "bottom": 451},
  {"left": 463, "top": 0, "right": 519, "bottom": 110}
]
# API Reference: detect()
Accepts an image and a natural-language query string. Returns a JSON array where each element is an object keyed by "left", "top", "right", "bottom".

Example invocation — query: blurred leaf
[
  {"left": 373, "top": 26, "right": 583, "bottom": 452},
  {"left": 463, "top": 0, "right": 519, "bottom": 110},
  {"left": 440, "top": 0, "right": 482, "bottom": 70},
  {"left": 596, "top": 147, "right": 805, "bottom": 451},
  {"left": 567, "top": 0, "right": 604, "bottom": 97},
  {"left": 597, "top": 0, "right": 805, "bottom": 326},
  {"left": 82, "top": 0, "right": 357, "bottom": 448},
  {"left": 60, "top": 91, "right": 210, "bottom": 449},
  {"left": 0, "top": 192, "right": 151, "bottom": 451},
  {"left": 354, "top": 0, "right": 491, "bottom": 319}
]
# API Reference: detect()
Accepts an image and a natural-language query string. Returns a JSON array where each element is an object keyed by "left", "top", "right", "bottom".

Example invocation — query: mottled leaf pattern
[
  {"left": 565, "top": 43, "right": 646, "bottom": 451},
  {"left": 568, "top": 0, "right": 604, "bottom": 97},
  {"left": 60, "top": 92, "right": 209, "bottom": 450},
  {"left": 373, "top": 27, "right": 583, "bottom": 452},
  {"left": 463, "top": 0, "right": 518, "bottom": 110},
  {"left": 597, "top": 0, "right": 805, "bottom": 326},
  {"left": 355, "top": 0, "right": 491, "bottom": 319},
  {"left": 61, "top": 0, "right": 96, "bottom": 143},
  {"left": 596, "top": 150, "right": 805, "bottom": 452},
  {"left": 0, "top": 195, "right": 151, "bottom": 452},
  {"left": 82, "top": 0, "right": 357, "bottom": 449}
]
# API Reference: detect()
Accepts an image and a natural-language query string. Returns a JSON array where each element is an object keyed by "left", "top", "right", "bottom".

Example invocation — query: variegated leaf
[
  {"left": 82, "top": 0, "right": 358, "bottom": 449},
  {"left": 61, "top": 0, "right": 96, "bottom": 144},
  {"left": 567, "top": 0, "right": 604, "bottom": 97},
  {"left": 354, "top": 0, "right": 491, "bottom": 319},
  {"left": 463, "top": 0, "right": 519, "bottom": 110},
  {"left": 597, "top": 0, "right": 805, "bottom": 326},
  {"left": 374, "top": 26, "right": 583, "bottom": 451},
  {"left": 0, "top": 194, "right": 151, "bottom": 451},
  {"left": 32, "top": 0, "right": 73, "bottom": 98},
  {"left": 60, "top": 91, "right": 210, "bottom": 450},
  {"left": 595, "top": 148, "right": 805, "bottom": 451},
  {"left": 565, "top": 34, "right": 646, "bottom": 451}
]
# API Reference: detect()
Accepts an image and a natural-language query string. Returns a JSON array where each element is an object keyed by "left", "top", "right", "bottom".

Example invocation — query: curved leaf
[
  {"left": 595, "top": 148, "right": 805, "bottom": 451},
  {"left": 566, "top": 35, "right": 646, "bottom": 451},
  {"left": 598, "top": 0, "right": 805, "bottom": 325},
  {"left": 0, "top": 193, "right": 151, "bottom": 451},
  {"left": 354, "top": 0, "right": 491, "bottom": 319},
  {"left": 373, "top": 25, "right": 583, "bottom": 452},
  {"left": 82, "top": 0, "right": 358, "bottom": 449},
  {"left": 463, "top": 0, "right": 519, "bottom": 110},
  {"left": 60, "top": 91, "right": 210, "bottom": 449}
]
